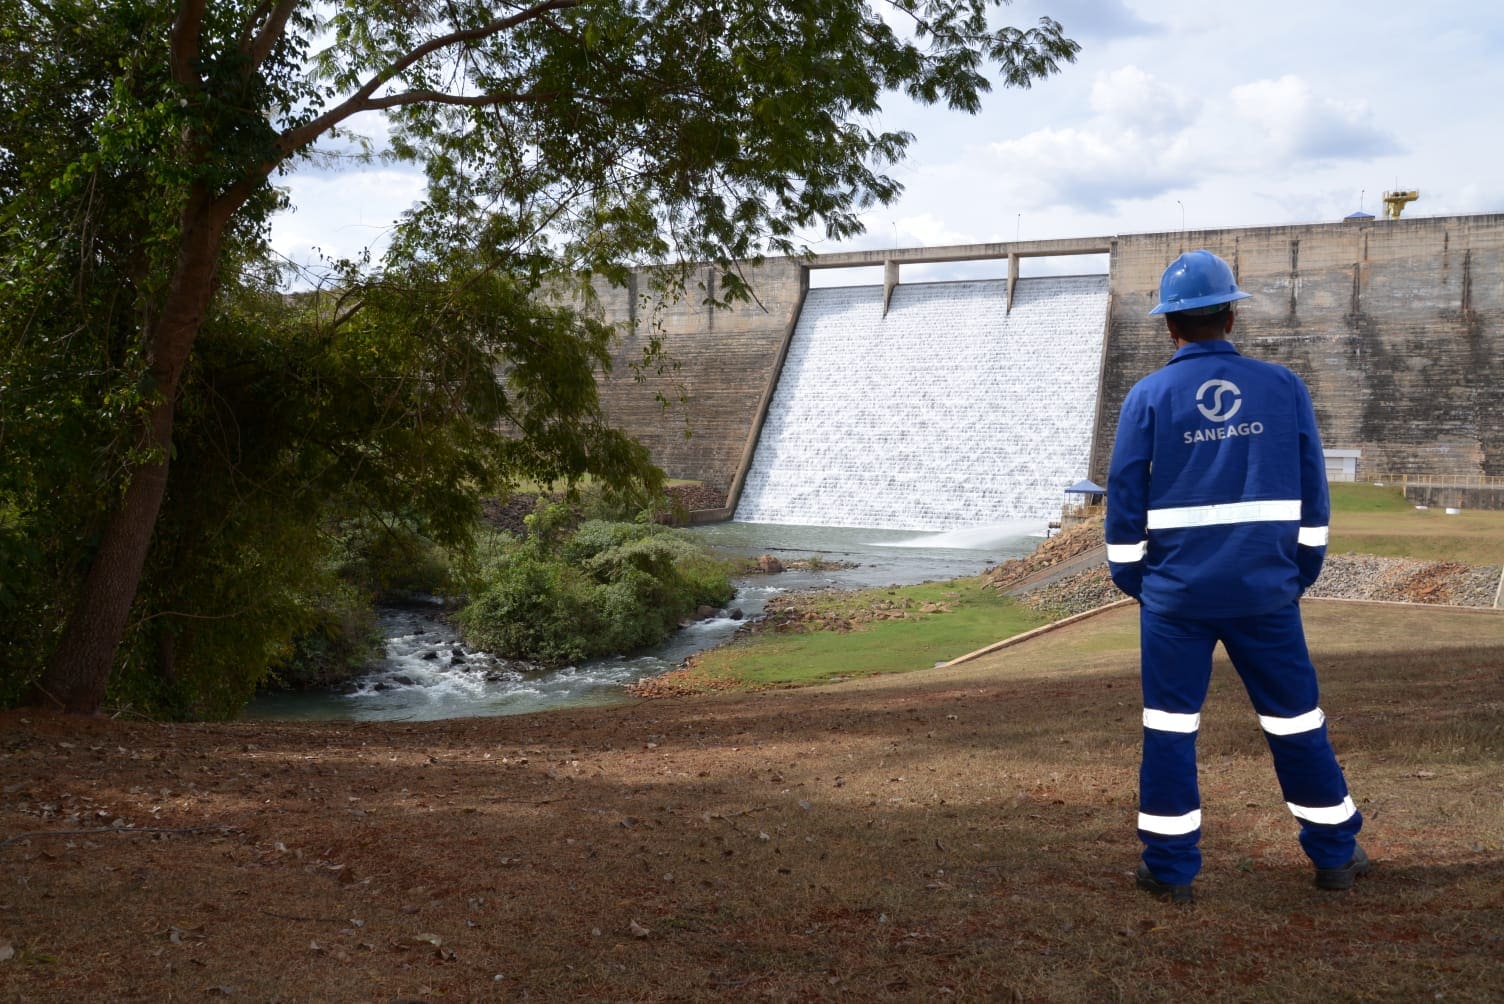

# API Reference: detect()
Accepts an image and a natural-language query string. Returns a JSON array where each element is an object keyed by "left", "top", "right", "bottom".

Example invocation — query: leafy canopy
[{"left": 0, "top": 0, "right": 1076, "bottom": 716}]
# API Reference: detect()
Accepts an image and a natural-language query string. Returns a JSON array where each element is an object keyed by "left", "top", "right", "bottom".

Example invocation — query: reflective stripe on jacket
[{"left": 1105, "top": 340, "right": 1329, "bottom": 619}]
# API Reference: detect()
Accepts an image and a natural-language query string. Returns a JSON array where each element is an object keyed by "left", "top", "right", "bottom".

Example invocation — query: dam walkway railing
[{"left": 1367, "top": 473, "right": 1504, "bottom": 512}]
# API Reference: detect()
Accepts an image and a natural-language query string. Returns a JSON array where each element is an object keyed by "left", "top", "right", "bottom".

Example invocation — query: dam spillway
[
  {"left": 733, "top": 274, "right": 1110, "bottom": 531},
  {"left": 591, "top": 216, "right": 1504, "bottom": 504}
]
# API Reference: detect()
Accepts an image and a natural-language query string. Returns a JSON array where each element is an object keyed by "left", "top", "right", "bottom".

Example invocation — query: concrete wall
[
  {"left": 591, "top": 259, "right": 806, "bottom": 491},
  {"left": 1099, "top": 215, "right": 1504, "bottom": 483},
  {"left": 592, "top": 214, "right": 1504, "bottom": 501}
]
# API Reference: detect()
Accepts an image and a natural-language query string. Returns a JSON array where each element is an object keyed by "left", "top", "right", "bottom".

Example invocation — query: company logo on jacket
[{"left": 1185, "top": 379, "right": 1264, "bottom": 444}]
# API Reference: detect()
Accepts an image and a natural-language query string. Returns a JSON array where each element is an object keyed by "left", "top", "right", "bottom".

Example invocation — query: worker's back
[{"left": 1106, "top": 338, "right": 1329, "bottom": 619}]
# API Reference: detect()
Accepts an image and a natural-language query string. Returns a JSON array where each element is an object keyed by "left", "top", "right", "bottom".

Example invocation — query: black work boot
[
  {"left": 1136, "top": 863, "right": 1194, "bottom": 904},
  {"left": 1315, "top": 844, "right": 1371, "bottom": 891}
]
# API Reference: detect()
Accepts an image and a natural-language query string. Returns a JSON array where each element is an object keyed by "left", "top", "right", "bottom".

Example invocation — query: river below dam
[{"left": 242, "top": 519, "right": 1044, "bottom": 723}]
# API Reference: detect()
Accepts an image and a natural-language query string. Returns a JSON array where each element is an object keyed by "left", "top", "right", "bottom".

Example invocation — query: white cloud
[
  {"left": 895, "top": 212, "right": 978, "bottom": 247},
  {"left": 990, "top": 124, "right": 1173, "bottom": 209},
  {"left": 1007, "top": 0, "right": 1161, "bottom": 41},
  {"left": 986, "top": 66, "right": 1187, "bottom": 211},
  {"left": 269, "top": 166, "right": 427, "bottom": 278},
  {"left": 984, "top": 67, "right": 1401, "bottom": 214},
  {"left": 1449, "top": 181, "right": 1504, "bottom": 213},
  {"left": 1088, "top": 66, "right": 1196, "bottom": 133},
  {"left": 1227, "top": 75, "right": 1399, "bottom": 162}
]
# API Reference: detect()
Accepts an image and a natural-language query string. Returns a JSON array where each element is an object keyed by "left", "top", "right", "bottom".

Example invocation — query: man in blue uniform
[{"left": 1106, "top": 250, "right": 1368, "bottom": 904}]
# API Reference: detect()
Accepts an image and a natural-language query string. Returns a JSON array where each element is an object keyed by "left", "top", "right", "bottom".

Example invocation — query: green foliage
[
  {"left": 561, "top": 518, "right": 660, "bottom": 565},
  {"left": 0, "top": 1, "right": 1076, "bottom": 715},
  {"left": 329, "top": 520, "right": 454, "bottom": 600},
  {"left": 376, "top": 1, "right": 1078, "bottom": 304},
  {"left": 270, "top": 581, "right": 385, "bottom": 692},
  {"left": 458, "top": 510, "right": 734, "bottom": 667},
  {"left": 583, "top": 532, "right": 736, "bottom": 647},
  {"left": 457, "top": 553, "right": 604, "bottom": 666}
]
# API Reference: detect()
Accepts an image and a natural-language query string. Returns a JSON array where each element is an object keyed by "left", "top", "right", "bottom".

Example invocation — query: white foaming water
[
  {"left": 245, "top": 587, "right": 791, "bottom": 723},
  {"left": 875, "top": 519, "right": 1047, "bottom": 551},
  {"left": 734, "top": 275, "right": 1109, "bottom": 531}
]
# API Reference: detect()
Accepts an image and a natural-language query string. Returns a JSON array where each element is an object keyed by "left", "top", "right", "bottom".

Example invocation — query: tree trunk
[
  {"left": 36, "top": 193, "right": 230, "bottom": 714},
  {"left": 39, "top": 402, "right": 177, "bottom": 712}
]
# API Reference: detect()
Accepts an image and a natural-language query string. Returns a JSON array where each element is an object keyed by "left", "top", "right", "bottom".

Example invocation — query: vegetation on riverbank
[
  {"left": 260, "top": 485, "right": 737, "bottom": 693},
  {"left": 457, "top": 502, "right": 735, "bottom": 667}
]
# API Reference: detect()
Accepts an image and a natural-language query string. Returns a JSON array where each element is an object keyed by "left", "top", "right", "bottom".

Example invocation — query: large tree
[{"left": 0, "top": 0, "right": 1076, "bottom": 714}]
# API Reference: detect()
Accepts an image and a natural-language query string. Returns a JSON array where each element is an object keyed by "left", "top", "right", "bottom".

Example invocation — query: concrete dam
[{"left": 589, "top": 213, "right": 1504, "bottom": 527}]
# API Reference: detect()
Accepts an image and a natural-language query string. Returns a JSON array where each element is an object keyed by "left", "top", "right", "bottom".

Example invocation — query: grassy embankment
[
  {"left": 1328, "top": 482, "right": 1504, "bottom": 563},
  {"left": 681, "top": 579, "right": 1054, "bottom": 688},
  {"left": 682, "top": 483, "right": 1504, "bottom": 691}
]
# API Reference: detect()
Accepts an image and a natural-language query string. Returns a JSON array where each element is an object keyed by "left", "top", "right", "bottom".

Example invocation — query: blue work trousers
[{"left": 1138, "top": 601, "right": 1362, "bottom": 885}]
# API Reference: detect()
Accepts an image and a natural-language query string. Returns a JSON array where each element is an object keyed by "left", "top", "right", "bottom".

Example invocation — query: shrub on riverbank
[
  {"left": 259, "top": 520, "right": 454, "bottom": 695},
  {"left": 457, "top": 503, "right": 734, "bottom": 666},
  {"left": 268, "top": 580, "right": 385, "bottom": 690}
]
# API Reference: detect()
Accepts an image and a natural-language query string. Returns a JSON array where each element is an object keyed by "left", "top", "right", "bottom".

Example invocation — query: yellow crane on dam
[{"left": 1383, "top": 189, "right": 1419, "bottom": 218}]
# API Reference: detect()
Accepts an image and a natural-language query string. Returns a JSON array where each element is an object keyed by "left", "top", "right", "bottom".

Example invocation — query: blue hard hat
[{"left": 1149, "top": 249, "right": 1251, "bottom": 315}]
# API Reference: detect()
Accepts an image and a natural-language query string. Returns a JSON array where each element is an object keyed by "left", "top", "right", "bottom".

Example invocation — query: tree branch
[
  {"left": 236, "top": 0, "right": 275, "bottom": 55},
  {"left": 278, "top": 0, "right": 580, "bottom": 158},
  {"left": 327, "top": 298, "right": 365, "bottom": 333},
  {"left": 169, "top": 0, "right": 207, "bottom": 88},
  {"left": 365, "top": 0, "right": 582, "bottom": 96},
  {"left": 243, "top": 0, "right": 302, "bottom": 70},
  {"left": 215, "top": 0, "right": 580, "bottom": 214},
  {"left": 361, "top": 87, "right": 567, "bottom": 112},
  {"left": 135, "top": 608, "right": 244, "bottom": 624}
]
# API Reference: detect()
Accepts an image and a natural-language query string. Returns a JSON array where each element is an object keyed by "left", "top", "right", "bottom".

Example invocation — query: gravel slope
[{"left": 984, "top": 520, "right": 1503, "bottom": 618}]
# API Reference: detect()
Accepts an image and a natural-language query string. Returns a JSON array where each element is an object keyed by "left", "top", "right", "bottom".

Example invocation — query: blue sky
[{"left": 268, "top": 1, "right": 1504, "bottom": 280}]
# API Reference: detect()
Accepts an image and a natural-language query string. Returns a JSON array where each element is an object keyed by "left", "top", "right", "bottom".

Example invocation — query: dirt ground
[{"left": 3, "top": 600, "right": 1503, "bottom": 1002}]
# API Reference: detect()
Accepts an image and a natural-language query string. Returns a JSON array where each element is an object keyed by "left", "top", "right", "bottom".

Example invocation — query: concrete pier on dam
[{"left": 587, "top": 213, "right": 1504, "bottom": 525}]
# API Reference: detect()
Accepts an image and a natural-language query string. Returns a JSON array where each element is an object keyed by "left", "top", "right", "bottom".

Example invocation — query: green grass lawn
[
  {"left": 690, "top": 577, "right": 1051, "bottom": 687},
  {"left": 1329, "top": 482, "right": 1504, "bottom": 563}
]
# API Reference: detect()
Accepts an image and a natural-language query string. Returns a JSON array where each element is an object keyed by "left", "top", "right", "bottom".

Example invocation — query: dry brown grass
[{"left": 3, "top": 600, "right": 1502, "bottom": 1002}]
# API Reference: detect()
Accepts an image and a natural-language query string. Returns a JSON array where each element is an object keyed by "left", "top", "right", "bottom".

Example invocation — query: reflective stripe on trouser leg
[
  {"left": 1138, "top": 608, "right": 1218, "bottom": 886},
  {"left": 1138, "top": 726, "right": 1203, "bottom": 885},
  {"left": 1218, "top": 602, "right": 1363, "bottom": 868},
  {"left": 1265, "top": 727, "right": 1362, "bottom": 867}
]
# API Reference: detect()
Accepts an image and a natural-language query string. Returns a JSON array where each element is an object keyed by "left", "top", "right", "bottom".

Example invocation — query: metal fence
[{"left": 1366, "top": 473, "right": 1504, "bottom": 490}]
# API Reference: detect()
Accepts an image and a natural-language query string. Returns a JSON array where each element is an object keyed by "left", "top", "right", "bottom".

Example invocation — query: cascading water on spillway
[{"left": 734, "top": 275, "right": 1109, "bottom": 531}]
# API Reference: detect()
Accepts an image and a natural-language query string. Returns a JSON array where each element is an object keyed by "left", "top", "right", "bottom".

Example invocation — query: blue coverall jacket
[{"left": 1105, "top": 340, "right": 1330, "bottom": 617}]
